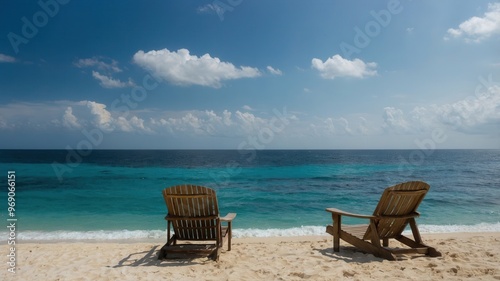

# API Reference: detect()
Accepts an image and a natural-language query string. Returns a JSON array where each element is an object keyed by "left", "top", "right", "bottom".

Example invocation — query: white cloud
[
  {"left": 133, "top": 48, "right": 261, "bottom": 88},
  {"left": 92, "top": 71, "right": 134, "bottom": 89},
  {"left": 2, "top": 87, "right": 498, "bottom": 146},
  {"left": 323, "top": 118, "right": 335, "bottom": 134},
  {"left": 74, "top": 57, "right": 122, "bottom": 73},
  {"left": 116, "top": 116, "right": 151, "bottom": 133},
  {"left": 0, "top": 53, "right": 15, "bottom": 63},
  {"left": 382, "top": 107, "right": 411, "bottom": 133},
  {"left": 312, "top": 117, "right": 355, "bottom": 136},
  {"left": 426, "top": 86, "right": 500, "bottom": 130},
  {"left": 446, "top": 3, "right": 500, "bottom": 42},
  {"left": 242, "top": 105, "right": 253, "bottom": 111},
  {"left": 75, "top": 101, "right": 151, "bottom": 133},
  {"left": 152, "top": 110, "right": 231, "bottom": 136},
  {"left": 267, "top": 66, "right": 282, "bottom": 75},
  {"left": 222, "top": 110, "right": 233, "bottom": 126},
  {"left": 75, "top": 57, "right": 135, "bottom": 89},
  {"left": 311, "top": 54, "right": 377, "bottom": 79},
  {"left": 383, "top": 86, "right": 500, "bottom": 134},
  {"left": 358, "top": 117, "right": 370, "bottom": 135},
  {"left": 62, "top": 107, "right": 80, "bottom": 129},
  {"left": 234, "top": 111, "right": 267, "bottom": 134},
  {"left": 150, "top": 108, "right": 294, "bottom": 137},
  {"left": 339, "top": 117, "right": 352, "bottom": 134},
  {"left": 85, "top": 101, "right": 113, "bottom": 131}
]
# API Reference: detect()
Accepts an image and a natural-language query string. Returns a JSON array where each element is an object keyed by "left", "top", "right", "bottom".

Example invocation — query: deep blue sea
[{"left": 0, "top": 149, "right": 499, "bottom": 241}]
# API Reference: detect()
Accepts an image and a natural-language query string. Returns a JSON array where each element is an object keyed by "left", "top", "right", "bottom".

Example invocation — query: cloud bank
[
  {"left": 1, "top": 87, "right": 498, "bottom": 147},
  {"left": 383, "top": 86, "right": 500, "bottom": 133}
]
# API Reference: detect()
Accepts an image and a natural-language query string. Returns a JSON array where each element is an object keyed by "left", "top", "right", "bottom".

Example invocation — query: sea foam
[{"left": 1, "top": 223, "right": 499, "bottom": 241}]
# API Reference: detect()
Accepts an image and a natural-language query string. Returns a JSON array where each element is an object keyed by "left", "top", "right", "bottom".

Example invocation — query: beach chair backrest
[
  {"left": 366, "top": 181, "right": 430, "bottom": 239},
  {"left": 163, "top": 185, "right": 220, "bottom": 241}
]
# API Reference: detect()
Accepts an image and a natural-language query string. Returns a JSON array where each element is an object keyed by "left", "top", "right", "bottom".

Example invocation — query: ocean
[{"left": 0, "top": 149, "right": 499, "bottom": 241}]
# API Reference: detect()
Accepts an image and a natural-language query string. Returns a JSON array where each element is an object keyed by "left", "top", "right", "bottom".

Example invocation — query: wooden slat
[
  {"left": 366, "top": 181, "right": 429, "bottom": 240},
  {"left": 326, "top": 181, "right": 440, "bottom": 260},
  {"left": 342, "top": 225, "right": 368, "bottom": 238},
  {"left": 160, "top": 184, "right": 234, "bottom": 261},
  {"left": 163, "top": 185, "right": 219, "bottom": 241}
]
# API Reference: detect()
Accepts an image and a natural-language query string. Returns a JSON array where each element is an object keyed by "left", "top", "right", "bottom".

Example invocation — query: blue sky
[{"left": 1, "top": 0, "right": 499, "bottom": 149}]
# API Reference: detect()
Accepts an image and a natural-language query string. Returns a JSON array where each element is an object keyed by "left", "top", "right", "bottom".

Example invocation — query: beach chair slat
[
  {"left": 160, "top": 184, "right": 236, "bottom": 261},
  {"left": 325, "top": 181, "right": 441, "bottom": 260}
]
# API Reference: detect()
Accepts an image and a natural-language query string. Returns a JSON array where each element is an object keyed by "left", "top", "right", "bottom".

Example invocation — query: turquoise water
[{"left": 0, "top": 149, "right": 499, "bottom": 240}]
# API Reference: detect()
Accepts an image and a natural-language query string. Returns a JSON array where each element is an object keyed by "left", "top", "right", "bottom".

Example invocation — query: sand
[{"left": 2, "top": 232, "right": 500, "bottom": 281}]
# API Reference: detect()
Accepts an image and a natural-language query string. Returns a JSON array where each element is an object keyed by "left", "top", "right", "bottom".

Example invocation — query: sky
[{"left": 1, "top": 0, "right": 499, "bottom": 149}]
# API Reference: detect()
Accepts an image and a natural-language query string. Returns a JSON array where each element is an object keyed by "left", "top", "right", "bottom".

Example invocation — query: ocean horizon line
[{"left": 1, "top": 148, "right": 499, "bottom": 151}]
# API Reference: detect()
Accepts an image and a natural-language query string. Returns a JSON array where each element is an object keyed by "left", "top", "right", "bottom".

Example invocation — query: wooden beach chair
[
  {"left": 325, "top": 181, "right": 441, "bottom": 260},
  {"left": 158, "top": 184, "right": 236, "bottom": 261}
]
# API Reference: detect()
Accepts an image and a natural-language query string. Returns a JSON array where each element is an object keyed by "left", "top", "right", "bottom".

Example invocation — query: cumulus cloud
[
  {"left": 116, "top": 116, "right": 151, "bottom": 133},
  {"left": 358, "top": 117, "right": 370, "bottom": 135},
  {"left": 311, "top": 54, "right": 377, "bottom": 79},
  {"left": 92, "top": 71, "right": 135, "bottom": 88},
  {"left": 323, "top": 118, "right": 335, "bottom": 134},
  {"left": 267, "top": 66, "right": 282, "bottom": 75},
  {"left": 234, "top": 111, "right": 268, "bottom": 134},
  {"left": 426, "top": 86, "right": 500, "bottom": 130},
  {"left": 383, "top": 86, "right": 500, "bottom": 134},
  {"left": 2, "top": 86, "right": 498, "bottom": 144},
  {"left": 62, "top": 107, "right": 80, "bottom": 129},
  {"left": 85, "top": 101, "right": 113, "bottom": 131},
  {"left": 148, "top": 108, "right": 297, "bottom": 138},
  {"left": 0, "top": 53, "right": 16, "bottom": 63},
  {"left": 312, "top": 117, "right": 355, "bottom": 136},
  {"left": 446, "top": 3, "right": 500, "bottom": 42},
  {"left": 382, "top": 107, "right": 411, "bottom": 133},
  {"left": 70, "top": 100, "right": 151, "bottom": 133},
  {"left": 133, "top": 48, "right": 261, "bottom": 88}
]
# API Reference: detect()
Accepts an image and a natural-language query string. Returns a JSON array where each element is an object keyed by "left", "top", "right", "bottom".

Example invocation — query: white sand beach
[{"left": 2, "top": 232, "right": 500, "bottom": 281}]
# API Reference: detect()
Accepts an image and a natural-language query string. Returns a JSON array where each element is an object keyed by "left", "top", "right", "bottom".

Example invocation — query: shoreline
[
  {"left": 3, "top": 232, "right": 499, "bottom": 280},
  {"left": 4, "top": 231, "right": 499, "bottom": 244},
  {"left": 2, "top": 221, "right": 500, "bottom": 242}
]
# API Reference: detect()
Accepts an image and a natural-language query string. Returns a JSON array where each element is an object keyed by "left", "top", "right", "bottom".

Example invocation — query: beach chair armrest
[
  {"left": 325, "top": 208, "right": 375, "bottom": 220},
  {"left": 220, "top": 213, "right": 237, "bottom": 222}
]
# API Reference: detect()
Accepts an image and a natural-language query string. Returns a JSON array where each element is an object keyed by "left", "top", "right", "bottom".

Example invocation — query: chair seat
[
  {"left": 160, "top": 244, "right": 218, "bottom": 259},
  {"left": 327, "top": 224, "right": 367, "bottom": 238}
]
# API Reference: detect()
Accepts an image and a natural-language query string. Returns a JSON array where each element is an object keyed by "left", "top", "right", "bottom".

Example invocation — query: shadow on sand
[
  {"left": 317, "top": 246, "right": 433, "bottom": 263},
  {"left": 111, "top": 245, "right": 212, "bottom": 268}
]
